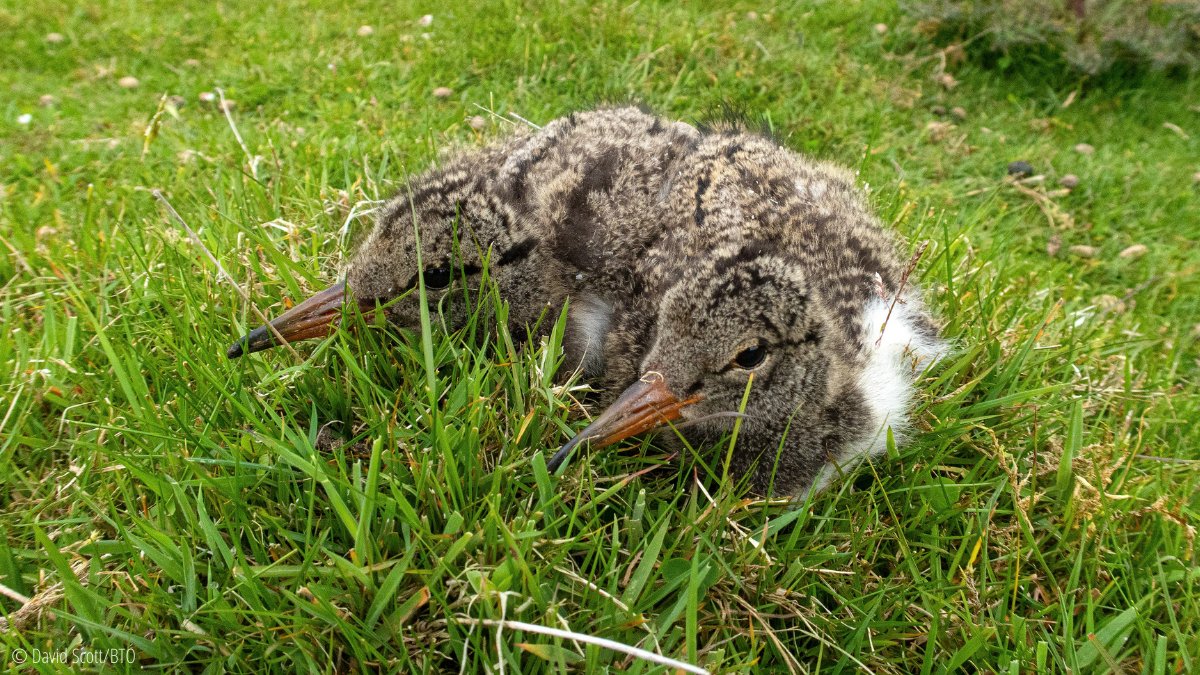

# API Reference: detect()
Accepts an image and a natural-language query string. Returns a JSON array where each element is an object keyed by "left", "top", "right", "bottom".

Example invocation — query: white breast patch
[
  {"left": 805, "top": 297, "right": 947, "bottom": 497},
  {"left": 569, "top": 294, "right": 613, "bottom": 377}
]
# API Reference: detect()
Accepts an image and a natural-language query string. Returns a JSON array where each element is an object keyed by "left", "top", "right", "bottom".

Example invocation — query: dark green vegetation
[
  {"left": 906, "top": 0, "right": 1200, "bottom": 75},
  {"left": 2, "top": 0, "right": 1197, "bottom": 672}
]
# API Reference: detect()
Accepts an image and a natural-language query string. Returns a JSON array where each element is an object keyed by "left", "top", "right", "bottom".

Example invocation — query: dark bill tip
[
  {"left": 546, "top": 434, "right": 585, "bottom": 474},
  {"left": 227, "top": 282, "right": 349, "bottom": 359},
  {"left": 546, "top": 372, "right": 702, "bottom": 473},
  {"left": 226, "top": 339, "right": 245, "bottom": 359}
]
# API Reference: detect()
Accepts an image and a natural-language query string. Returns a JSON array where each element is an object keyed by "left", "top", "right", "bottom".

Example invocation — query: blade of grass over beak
[{"left": 722, "top": 371, "right": 755, "bottom": 489}]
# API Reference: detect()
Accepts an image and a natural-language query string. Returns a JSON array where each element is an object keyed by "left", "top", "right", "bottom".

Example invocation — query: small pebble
[
  {"left": 468, "top": 115, "right": 486, "bottom": 130},
  {"left": 1046, "top": 234, "right": 1062, "bottom": 257},
  {"left": 184, "top": 58, "right": 201, "bottom": 68},
  {"left": 1074, "top": 142, "right": 1094, "bottom": 155},
  {"left": 937, "top": 73, "right": 958, "bottom": 90},
  {"left": 356, "top": 25, "right": 374, "bottom": 36},
  {"left": 418, "top": 14, "right": 433, "bottom": 27},
  {"left": 1059, "top": 174, "right": 1079, "bottom": 189},
  {"left": 1118, "top": 244, "right": 1148, "bottom": 259},
  {"left": 432, "top": 86, "right": 453, "bottom": 98},
  {"left": 1007, "top": 161, "right": 1034, "bottom": 177},
  {"left": 45, "top": 32, "right": 65, "bottom": 44},
  {"left": 218, "top": 99, "right": 236, "bottom": 112},
  {"left": 1093, "top": 294, "right": 1127, "bottom": 314},
  {"left": 198, "top": 91, "right": 216, "bottom": 102},
  {"left": 17, "top": 113, "right": 32, "bottom": 125},
  {"left": 1068, "top": 245, "right": 1098, "bottom": 258},
  {"left": 118, "top": 76, "right": 140, "bottom": 89},
  {"left": 930, "top": 105, "right": 946, "bottom": 116},
  {"left": 746, "top": 11, "right": 758, "bottom": 21},
  {"left": 874, "top": 23, "right": 888, "bottom": 35},
  {"left": 168, "top": 94, "right": 186, "bottom": 108},
  {"left": 950, "top": 106, "right": 967, "bottom": 120},
  {"left": 38, "top": 94, "right": 57, "bottom": 107}
]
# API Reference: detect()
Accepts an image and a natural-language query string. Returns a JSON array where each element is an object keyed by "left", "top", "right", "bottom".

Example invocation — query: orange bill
[
  {"left": 227, "top": 282, "right": 361, "bottom": 358},
  {"left": 546, "top": 372, "right": 703, "bottom": 472}
]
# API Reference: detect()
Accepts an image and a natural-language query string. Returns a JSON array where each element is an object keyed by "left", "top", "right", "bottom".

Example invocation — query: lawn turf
[{"left": 1, "top": 0, "right": 1198, "bottom": 672}]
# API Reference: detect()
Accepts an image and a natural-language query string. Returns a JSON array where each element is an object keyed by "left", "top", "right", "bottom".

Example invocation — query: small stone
[
  {"left": 168, "top": 95, "right": 186, "bottom": 108},
  {"left": 468, "top": 115, "right": 486, "bottom": 130},
  {"left": 356, "top": 25, "right": 374, "bottom": 36},
  {"left": 936, "top": 73, "right": 958, "bottom": 90},
  {"left": 118, "top": 76, "right": 140, "bottom": 89},
  {"left": 1046, "top": 234, "right": 1062, "bottom": 257},
  {"left": 930, "top": 105, "right": 946, "bottom": 116},
  {"left": 432, "top": 86, "right": 453, "bottom": 98},
  {"left": 1059, "top": 174, "right": 1079, "bottom": 189},
  {"left": 1068, "top": 245, "right": 1099, "bottom": 258},
  {"left": 1074, "top": 142, "right": 1094, "bottom": 155},
  {"left": 950, "top": 106, "right": 967, "bottom": 120},
  {"left": 217, "top": 99, "right": 236, "bottom": 112},
  {"left": 874, "top": 23, "right": 888, "bottom": 35},
  {"left": 184, "top": 58, "right": 201, "bottom": 68},
  {"left": 1007, "top": 161, "right": 1034, "bottom": 177},
  {"left": 418, "top": 14, "right": 433, "bottom": 27},
  {"left": 1093, "top": 294, "right": 1127, "bottom": 314},
  {"left": 17, "top": 113, "right": 32, "bottom": 125},
  {"left": 38, "top": 94, "right": 57, "bottom": 107},
  {"left": 1118, "top": 244, "right": 1148, "bottom": 259},
  {"left": 198, "top": 91, "right": 216, "bottom": 102},
  {"left": 45, "top": 32, "right": 65, "bottom": 44},
  {"left": 746, "top": 11, "right": 758, "bottom": 20}
]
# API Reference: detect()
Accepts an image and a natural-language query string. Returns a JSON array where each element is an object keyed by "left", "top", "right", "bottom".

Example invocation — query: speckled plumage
[
  {"left": 602, "top": 127, "right": 948, "bottom": 495},
  {"left": 346, "top": 107, "right": 700, "bottom": 369},
  {"left": 245, "top": 106, "right": 947, "bottom": 498}
]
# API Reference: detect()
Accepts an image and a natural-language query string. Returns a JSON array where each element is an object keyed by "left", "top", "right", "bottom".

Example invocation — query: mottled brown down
[{"left": 279, "top": 107, "right": 947, "bottom": 497}]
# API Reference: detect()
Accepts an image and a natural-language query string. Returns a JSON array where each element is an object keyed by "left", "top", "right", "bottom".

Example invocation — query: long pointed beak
[
  {"left": 547, "top": 372, "right": 703, "bottom": 472},
  {"left": 227, "top": 282, "right": 351, "bottom": 358}
]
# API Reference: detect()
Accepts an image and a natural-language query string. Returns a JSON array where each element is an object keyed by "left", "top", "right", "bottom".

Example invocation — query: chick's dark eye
[
  {"left": 733, "top": 343, "right": 767, "bottom": 370},
  {"left": 423, "top": 267, "right": 451, "bottom": 289}
]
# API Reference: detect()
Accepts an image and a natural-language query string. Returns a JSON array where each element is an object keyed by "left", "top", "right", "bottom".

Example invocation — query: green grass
[{"left": 2, "top": 0, "right": 1198, "bottom": 672}]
